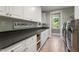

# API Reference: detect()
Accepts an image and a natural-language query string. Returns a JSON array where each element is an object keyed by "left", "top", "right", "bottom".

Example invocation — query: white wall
[{"left": 74, "top": 6, "right": 79, "bottom": 19}]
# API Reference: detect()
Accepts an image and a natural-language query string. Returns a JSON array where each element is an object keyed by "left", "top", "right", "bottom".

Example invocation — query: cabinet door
[
  {"left": 0, "top": 6, "right": 6, "bottom": 12},
  {"left": 75, "top": 6, "right": 79, "bottom": 19},
  {"left": 41, "top": 31, "right": 45, "bottom": 47},
  {"left": 25, "top": 35, "right": 37, "bottom": 52},
  {"left": 24, "top": 6, "right": 32, "bottom": 20},
  {"left": 9, "top": 6, "right": 24, "bottom": 19},
  {"left": 31, "top": 35, "right": 37, "bottom": 52},
  {"left": 0, "top": 6, "right": 8, "bottom": 16},
  {"left": 11, "top": 40, "right": 26, "bottom": 52},
  {"left": 41, "top": 30, "right": 49, "bottom": 47},
  {"left": 45, "top": 30, "right": 49, "bottom": 40},
  {"left": 34, "top": 6, "right": 41, "bottom": 22},
  {"left": 24, "top": 6, "right": 41, "bottom": 22}
]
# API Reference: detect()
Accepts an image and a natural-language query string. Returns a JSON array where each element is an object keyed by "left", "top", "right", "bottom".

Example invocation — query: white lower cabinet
[
  {"left": 41, "top": 31, "right": 45, "bottom": 47},
  {"left": 0, "top": 40, "right": 26, "bottom": 52},
  {"left": 41, "top": 29, "right": 49, "bottom": 47},
  {"left": 0, "top": 30, "right": 49, "bottom": 52},
  {"left": 0, "top": 35, "right": 37, "bottom": 52}
]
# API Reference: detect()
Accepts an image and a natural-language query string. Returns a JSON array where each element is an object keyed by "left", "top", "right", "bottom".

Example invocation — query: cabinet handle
[
  {"left": 6, "top": 13, "right": 12, "bottom": 16},
  {"left": 24, "top": 48, "right": 28, "bottom": 51},
  {"left": 9, "top": 14, "right": 12, "bottom": 16},
  {"left": 30, "top": 19, "right": 32, "bottom": 20},
  {"left": 6, "top": 13, "right": 9, "bottom": 15},
  {"left": 11, "top": 50, "right": 14, "bottom": 52}
]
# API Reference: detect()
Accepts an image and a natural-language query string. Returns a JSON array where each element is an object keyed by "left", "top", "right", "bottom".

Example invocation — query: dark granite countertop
[{"left": 0, "top": 27, "right": 49, "bottom": 50}]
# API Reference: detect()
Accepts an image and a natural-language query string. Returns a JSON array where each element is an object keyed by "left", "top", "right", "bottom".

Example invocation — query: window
[{"left": 52, "top": 14, "right": 60, "bottom": 29}]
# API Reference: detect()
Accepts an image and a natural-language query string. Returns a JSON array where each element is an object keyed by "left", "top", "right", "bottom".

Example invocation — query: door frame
[{"left": 50, "top": 10, "right": 63, "bottom": 37}]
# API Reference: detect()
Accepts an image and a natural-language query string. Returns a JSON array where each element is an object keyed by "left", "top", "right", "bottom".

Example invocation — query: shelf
[
  {"left": 37, "top": 40, "right": 41, "bottom": 44},
  {"left": 37, "top": 42, "right": 41, "bottom": 50},
  {"left": 36, "top": 33, "right": 41, "bottom": 50}
]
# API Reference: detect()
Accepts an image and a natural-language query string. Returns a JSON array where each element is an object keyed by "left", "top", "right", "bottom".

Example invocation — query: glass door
[{"left": 51, "top": 13, "right": 61, "bottom": 35}]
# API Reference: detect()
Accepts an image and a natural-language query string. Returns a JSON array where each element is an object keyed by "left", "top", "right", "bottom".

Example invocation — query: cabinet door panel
[
  {"left": 41, "top": 31, "right": 45, "bottom": 46},
  {"left": 34, "top": 6, "right": 41, "bottom": 22},
  {"left": 11, "top": 45, "right": 25, "bottom": 52},
  {"left": 11, "top": 40, "right": 26, "bottom": 52},
  {"left": 0, "top": 6, "right": 6, "bottom": 12},
  {"left": 24, "top": 6, "right": 35, "bottom": 20},
  {"left": 0, "top": 6, "right": 9, "bottom": 16},
  {"left": 9, "top": 6, "right": 24, "bottom": 18},
  {"left": 41, "top": 30, "right": 49, "bottom": 47},
  {"left": 25, "top": 35, "right": 37, "bottom": 52},
  {"left": 24, "top": 6, "right": 41, "bottom": 22}
]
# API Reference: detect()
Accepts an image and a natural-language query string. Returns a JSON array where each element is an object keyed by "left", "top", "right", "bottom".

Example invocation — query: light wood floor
[{"left": 40, "top": 36, "right": 65, "bottom": 52}]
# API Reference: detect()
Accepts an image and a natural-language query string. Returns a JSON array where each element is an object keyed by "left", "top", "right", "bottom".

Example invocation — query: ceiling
[{"left": 41, "top": 6, "right": 73, "bottom": 12}]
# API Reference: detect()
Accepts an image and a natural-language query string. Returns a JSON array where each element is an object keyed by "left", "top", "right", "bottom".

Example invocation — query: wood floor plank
[{"left": 40, "top": 36, "right": 65, "bottom": 52}]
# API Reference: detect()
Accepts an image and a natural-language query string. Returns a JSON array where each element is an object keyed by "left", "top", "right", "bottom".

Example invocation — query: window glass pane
[{"left": 52, "top": 15, "right": 60, "bottom": 29}]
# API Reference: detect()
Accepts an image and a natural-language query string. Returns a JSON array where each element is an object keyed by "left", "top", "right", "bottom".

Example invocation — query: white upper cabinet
[
  {"left": 75, "top": 6, "right": 79, "bottom": 19},
  {"left": 0, "top": 6, "right": 8, "bottom": 16},
  {"left": 8, "top": 6, "right": 24, "bottom": 19},
  {"left": 0, "top": 6, "right": 42, "bottom": 22},
  {"left": 0, "top": 6, "right": 24, "bottom": 19},
  {"left": 34, "top": 6, "right": 41, "bottom": 22},
  {"left": 24, "top": 6, "right": 41, "bottom": 22},
  {"left": 0, "top": 6, "right": 6, "bottom": 12}
]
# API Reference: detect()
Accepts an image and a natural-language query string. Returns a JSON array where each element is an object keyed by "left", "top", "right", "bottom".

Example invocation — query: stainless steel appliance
[{"left": 62, "top": 20, "right": 74, "bottom": 52}]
